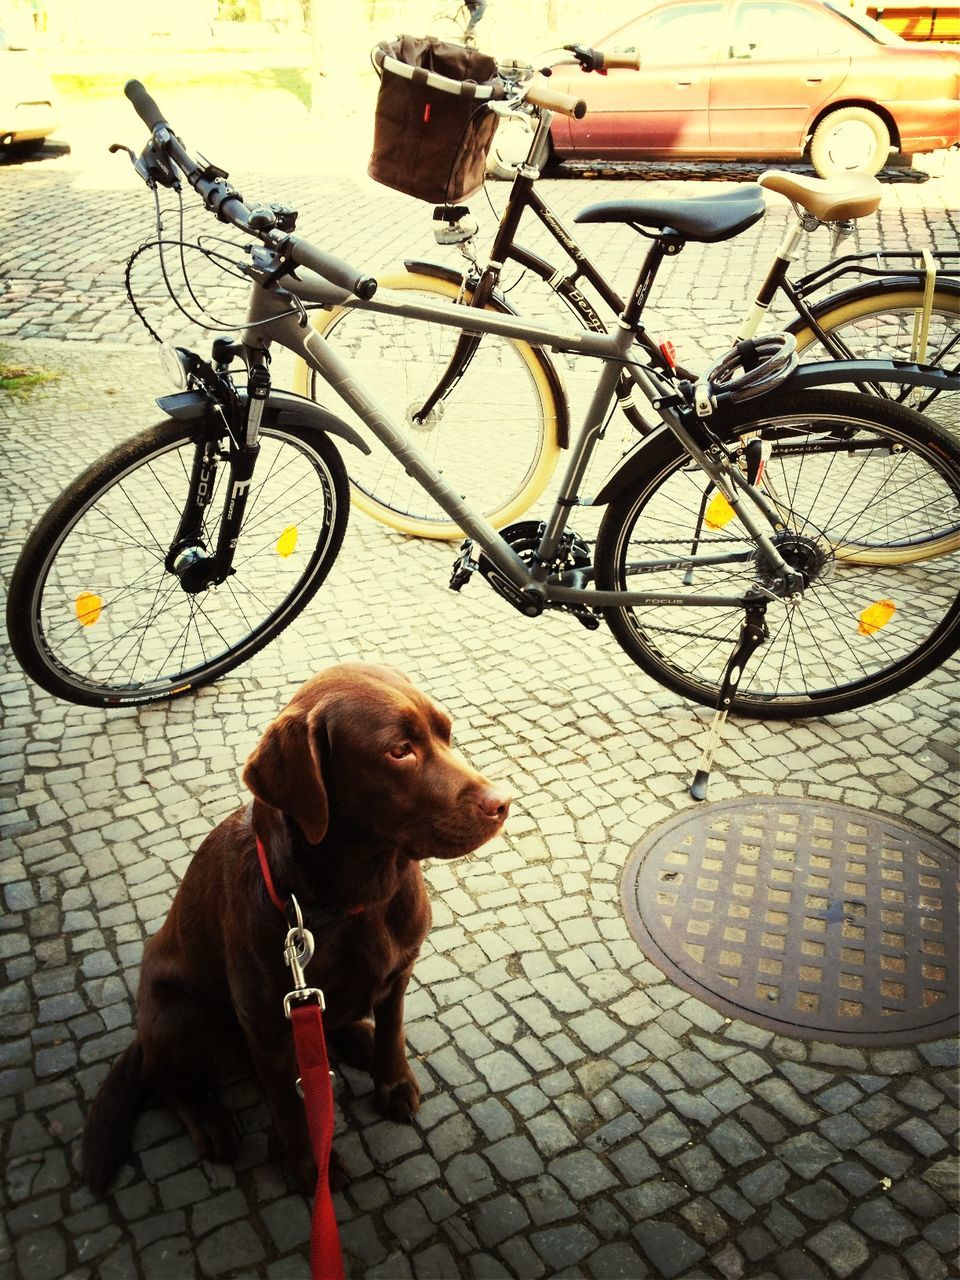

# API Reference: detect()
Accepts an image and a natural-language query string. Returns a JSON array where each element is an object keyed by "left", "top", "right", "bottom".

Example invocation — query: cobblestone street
[{"left": 1, "top": 122, "right": 958, "bottom": 1280}]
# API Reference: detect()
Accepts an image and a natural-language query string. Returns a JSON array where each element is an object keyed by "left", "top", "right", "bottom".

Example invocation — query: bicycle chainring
[{"left": 477, "top": 522, "right": 599, "bottom": 628}]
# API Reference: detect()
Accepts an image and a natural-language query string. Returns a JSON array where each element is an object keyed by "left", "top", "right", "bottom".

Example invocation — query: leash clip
[{"left": 282, "top": 893, "right": 325, "bottom": 1018}]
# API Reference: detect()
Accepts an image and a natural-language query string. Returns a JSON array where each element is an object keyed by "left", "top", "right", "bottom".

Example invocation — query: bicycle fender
[
  {"left": 401, "top": 258, "right": 571, "bottom": 448},
  {"left": 157, "top": 391, "right": 209, "bottom": 419},
  {"left": 590, "top": 426, "right": 678, "bottom": 508},
  {"left": 156, "top": 389, "right": 371, "bottom": 454},
  {"left": 261, "top": 390, "right": 371, "bottom": 454},
  {"left": 786, "top": 359, "right": 959, "bottom": 393},
  {"left": 591, "top": 359, "right": 959, "bottom": 508}
]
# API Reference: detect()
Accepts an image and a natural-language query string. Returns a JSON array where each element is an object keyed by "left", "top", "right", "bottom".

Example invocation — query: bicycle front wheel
[
  {"left": 293, "top": 272, "right": 563, "bottom": 540},
  {"left": 594, "top": 390, "right": 960, "bottom": 719},
  {"left": 7, "top": 417, "right": 349, "bottom": 707}
]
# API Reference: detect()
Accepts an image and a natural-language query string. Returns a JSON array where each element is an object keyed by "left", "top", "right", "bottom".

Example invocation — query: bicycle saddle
[
  {"left": 759, "top": 170, "right": 882, "bottom": 221},
  {"left": 574, "top": 187, "right": 765, "bottom": 243}
]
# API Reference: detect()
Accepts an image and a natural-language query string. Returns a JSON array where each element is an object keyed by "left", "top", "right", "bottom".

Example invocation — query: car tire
[{"left": 809, "top": 106, "right": 891, "bottom": 177}]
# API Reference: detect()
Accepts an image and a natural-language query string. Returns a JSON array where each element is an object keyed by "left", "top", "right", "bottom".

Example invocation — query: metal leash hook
[{"left": 282, "top": 893, "right": 325, "bottom": 1019}]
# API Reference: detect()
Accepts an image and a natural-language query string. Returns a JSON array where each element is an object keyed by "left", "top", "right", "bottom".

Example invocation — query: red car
[{"left": 540, "top": 0, "right": 960, "bottom": 175}]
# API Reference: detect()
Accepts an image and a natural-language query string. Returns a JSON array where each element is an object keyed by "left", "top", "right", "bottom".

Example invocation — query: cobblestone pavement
[{"left": 1, "top": 137, "right": 958, "bottom": 1280}]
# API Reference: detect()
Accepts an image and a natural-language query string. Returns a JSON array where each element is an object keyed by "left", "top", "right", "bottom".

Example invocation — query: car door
[
  {"left": 549, "top": 1, "right": 729, "bottom": 156},
  {"left": 708, "top": 0, "right": 853, "bottom": 153}
]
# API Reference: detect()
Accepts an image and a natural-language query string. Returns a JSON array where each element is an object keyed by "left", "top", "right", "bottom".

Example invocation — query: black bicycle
[{"left": 295, "top": 47, "right": 958, "bottom": 541}]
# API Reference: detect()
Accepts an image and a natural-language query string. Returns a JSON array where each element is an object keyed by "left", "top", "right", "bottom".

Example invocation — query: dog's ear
[{"left": 242, "top": 706, "right": 329, "bottom": 844}]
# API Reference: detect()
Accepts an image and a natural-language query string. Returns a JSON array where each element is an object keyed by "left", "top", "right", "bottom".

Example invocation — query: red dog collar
[{"left": 255, "top": 835, "right": 364, "bottom": 921}]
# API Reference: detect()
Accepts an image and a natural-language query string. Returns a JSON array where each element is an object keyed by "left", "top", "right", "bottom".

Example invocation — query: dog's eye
[{"left": 389, "top": 742, "right": 414, "bottom": 760}]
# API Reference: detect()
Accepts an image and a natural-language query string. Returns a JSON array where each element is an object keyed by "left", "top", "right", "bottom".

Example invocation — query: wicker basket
[{"left": 369, "top": 35, "right": 505, "bottom": 204}]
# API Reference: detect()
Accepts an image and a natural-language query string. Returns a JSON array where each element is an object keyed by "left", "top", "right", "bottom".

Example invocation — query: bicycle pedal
[{"left": 450, "top": 539, "right": 478, "bottom": 591}]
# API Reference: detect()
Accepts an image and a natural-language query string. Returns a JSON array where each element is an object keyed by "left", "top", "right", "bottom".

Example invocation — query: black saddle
[{"left": 574, "top": 186, "right": 765, "bottom": 243}]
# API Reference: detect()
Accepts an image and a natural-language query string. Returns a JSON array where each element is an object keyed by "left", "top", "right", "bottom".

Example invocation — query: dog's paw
[
  {"left": 328, "top": 1146, "right": 351, "bottom": 1191},
  {"left": 328, "top": 1021, "right": 375, "bottom": 1071},
  {"left": 287, "top": 1149, "right": 318, "bottom": 1196},
  {"left": 188, "top": 1100, "right": 241, "bottom": 1165},
  {"left": 375, "top": 1073, "right": 421, "bottom": 1123}
]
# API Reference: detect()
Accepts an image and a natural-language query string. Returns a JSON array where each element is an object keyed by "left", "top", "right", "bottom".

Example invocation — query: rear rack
[{"left": 795, "top": 249, "right": 960, "bottom": 298}]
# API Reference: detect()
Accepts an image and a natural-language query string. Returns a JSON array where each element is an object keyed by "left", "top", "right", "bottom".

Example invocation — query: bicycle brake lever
[
  {"left": 126, "top": 138, "right": 181, "bottom": 191},
  {"left": 109, "top": 143, "right": 137, "bottom": 161}
]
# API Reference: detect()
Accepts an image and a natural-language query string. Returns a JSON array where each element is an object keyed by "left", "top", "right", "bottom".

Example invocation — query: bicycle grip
[
  {"left": 287, "top": 236, "right": 378, "bottom": 300},
  {"left": 599, "top": 51, "right": 641, "bottom": 70},
  {"left": 125, "top": 80, "right": 169, "bottom": 130},
  {"left": 525, "top": 75, "right": 587, "bottom": 119}
]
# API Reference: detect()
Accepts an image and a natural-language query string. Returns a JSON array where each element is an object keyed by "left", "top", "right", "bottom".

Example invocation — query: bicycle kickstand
[{"left": 690, "top": 602, "right": 769, "bottom": 802}]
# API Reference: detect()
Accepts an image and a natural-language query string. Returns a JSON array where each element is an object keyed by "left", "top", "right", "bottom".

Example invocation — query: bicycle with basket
[{"left": 296, "top": 36, "right": 959, "bottom": 543}]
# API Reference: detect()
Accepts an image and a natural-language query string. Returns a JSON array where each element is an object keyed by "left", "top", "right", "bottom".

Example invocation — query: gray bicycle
[{"left": 8, "top": 82, "right": 960, "bottom": 790}]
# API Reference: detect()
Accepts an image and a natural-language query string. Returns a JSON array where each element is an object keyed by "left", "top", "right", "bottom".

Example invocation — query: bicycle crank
[{"left": 476, "top": 521, "right": 600, "bottom": 629}]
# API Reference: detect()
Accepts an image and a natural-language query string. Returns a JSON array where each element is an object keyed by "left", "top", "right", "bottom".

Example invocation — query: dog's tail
[{"left": 82, "top": 1039, "right": 145, "bottom": 1196}]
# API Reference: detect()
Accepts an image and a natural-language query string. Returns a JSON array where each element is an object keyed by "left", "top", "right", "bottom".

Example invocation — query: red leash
[
  {"left": 256, "top": 835, "right": 345, "bottom": 1280},
  {"left": 290, "top": 1003, "right": 345, "bottom": 1280}
]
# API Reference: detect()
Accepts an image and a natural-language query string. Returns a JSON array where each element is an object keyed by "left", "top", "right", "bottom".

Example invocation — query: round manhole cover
[{"left": 621, "top": 798, "right": 959, "bottom": 1045}]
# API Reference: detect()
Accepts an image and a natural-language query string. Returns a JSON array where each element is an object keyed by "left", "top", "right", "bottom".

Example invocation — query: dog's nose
[{"left": 479, "top": 784, "right": 511, "bottom": 821}]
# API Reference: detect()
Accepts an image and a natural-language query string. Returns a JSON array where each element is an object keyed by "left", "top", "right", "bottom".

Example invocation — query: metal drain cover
[{"left": 621, "top": 798, "right": 958, "bottom": 1045}]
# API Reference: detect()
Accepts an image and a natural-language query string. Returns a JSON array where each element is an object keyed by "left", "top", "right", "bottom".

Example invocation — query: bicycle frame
[
  {"left": 420, "top": 108, "right": 957, "bottom": 425},
  {"left": 241, "top": 264, "right": 798, "bottom": 613}
]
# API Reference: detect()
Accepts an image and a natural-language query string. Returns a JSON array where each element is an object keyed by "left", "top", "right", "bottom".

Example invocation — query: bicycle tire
[
  {"left": 594, "top": 389, "right": 960, "bottom": 719},
  {"left": 7, "top": 416, "right": 349, "bottom": 707},
  {"left": 292, "top": 272, "right": 563, "bottom": 541},
  {"left": 789, "top": 282, "right": 960, "bottom": 564}
]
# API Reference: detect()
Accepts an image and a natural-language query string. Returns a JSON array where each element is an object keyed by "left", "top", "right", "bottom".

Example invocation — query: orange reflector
[
  {"left": 659, "top": 340, "right": 677, "bottom": 369},
  {"left": 75, "top": 592, "right": 102, "bottom": 627},
  {"left": 704, "top": 492, "right": 736, "bottom": 530},
  {"left": 276, "top": 525, "right": 299, "bottom": 558},
  {"left": 858, "top": 599, "right": 896, "bottom": 636}
]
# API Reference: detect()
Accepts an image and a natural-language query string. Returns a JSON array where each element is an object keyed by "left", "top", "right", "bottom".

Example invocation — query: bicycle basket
[{"left": 369, "top": 35, "right": 505, "bottom": 204}]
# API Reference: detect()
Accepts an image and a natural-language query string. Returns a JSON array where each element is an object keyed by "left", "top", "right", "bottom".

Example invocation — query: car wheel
[
  {"left": 486, "top": 114, "right": 538, "bottom": 180},
  {"left": 809, "top": 107, "right": 890, "bottom": 177}
]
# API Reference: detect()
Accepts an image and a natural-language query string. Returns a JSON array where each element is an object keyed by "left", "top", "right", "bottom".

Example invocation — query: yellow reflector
[
  {"left": 858, "top": 599, "right": 896, "bottom": 636},
  {"left": 704, "top": 492, "right": 736, "bottom": 530},
  {"left": 276, "top": 525, "right": 298, "bottom": 558},
  {"left": 75, "top": 592, "right": 102, "bottom": 627}
]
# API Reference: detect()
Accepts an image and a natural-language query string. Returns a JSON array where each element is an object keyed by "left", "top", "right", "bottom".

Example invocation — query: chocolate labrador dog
[{"left": 82, "top": 663, "right": 510, "bottom": 1195}]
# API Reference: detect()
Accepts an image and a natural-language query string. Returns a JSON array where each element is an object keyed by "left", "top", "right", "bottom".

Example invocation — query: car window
[
  {"left": 825, "top": 1, "right": 901, "bottom": 45},
  {"left": 728, "top": 1, "right": 856, "bottom": 57},
  {"left": 609, "top": 3, "right": 727, "bottom": 63}
]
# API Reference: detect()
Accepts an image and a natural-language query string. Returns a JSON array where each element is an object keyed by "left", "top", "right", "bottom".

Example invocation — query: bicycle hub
[{"left": 171, "top": 545, "right": 219, "bottom": 593}]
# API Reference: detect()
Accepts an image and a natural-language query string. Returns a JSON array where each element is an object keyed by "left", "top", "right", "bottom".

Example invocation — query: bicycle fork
[{"left": 163, "top": 356, "right": 265, "bottom": 593}]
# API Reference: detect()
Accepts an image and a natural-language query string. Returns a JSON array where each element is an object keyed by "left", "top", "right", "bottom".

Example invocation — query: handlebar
[
  {"left": 524, "top": 75, "right": 587, "bottom": 120},
  {"left": 563, "top": 44, "right": 641, "bottom": 73},
  {"left": 122, "top": 80, "right": 377, "bottom": 301},
  {"left": 598, "top": 51, "right": 641, "bottom": 70},
  {"left": 125, "top": 80, "right": 170, "bottom": 130}
]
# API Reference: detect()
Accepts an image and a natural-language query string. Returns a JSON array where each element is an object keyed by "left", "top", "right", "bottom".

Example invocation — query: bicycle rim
[
  {"left": 12, "top": 421, "right": 346, "bottom": 705},
  {"left": 595, "top": 392, "right": 960, "bottom": 718},
  {"left": 302, "top": 275, "right": 561, "bottom": 540}
]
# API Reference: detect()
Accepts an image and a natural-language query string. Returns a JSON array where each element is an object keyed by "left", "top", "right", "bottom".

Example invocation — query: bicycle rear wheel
[
  {"left": 7, "top": 417, "right": 349, "bottom": 707},
  {"left": 790, "top": 282, "right": 959, "bottom": 431},
  {"left": 293, "top": 272, "right": 563, "bottom": 540},
  {"left": 594, "top": 390, "right": 960, "bottom": 718}
]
